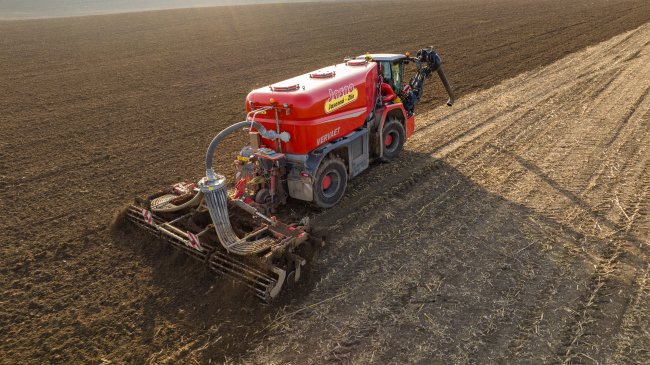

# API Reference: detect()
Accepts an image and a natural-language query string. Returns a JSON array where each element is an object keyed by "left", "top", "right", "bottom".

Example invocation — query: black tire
[
  {"left": 313, "top": 157, "right": 348, "bottom": 208},
  {"left": 381, "top": 118, "right": 405, "bottom": 161},
  {"left": 255, "top": 188, "right": 272, "bottom": 204}
]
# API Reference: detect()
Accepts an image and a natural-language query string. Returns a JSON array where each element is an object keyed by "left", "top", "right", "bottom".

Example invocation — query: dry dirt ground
[{"left": 1, "top": 0, "right": 650, "bottom": 364}]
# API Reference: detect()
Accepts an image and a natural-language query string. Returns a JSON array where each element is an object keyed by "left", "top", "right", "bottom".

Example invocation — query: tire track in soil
[
  {"left": 246, "top": 23, "right": 650, "bottom": 365},
  {"left": 455, "top": 26, "right": 650, "bottom": 363},
  {"left": 561, "top": 166, "right": 649, "bottom": 364},
  {"left": 460, "top": 25, "right": 650, "bottom": 363},
  {"left": 610, "top": 262, "right": 650, "bottom": 362},
  {"left": 552, "top": 29, "right": 650, "bottom": 359},
  {"left": 559, "top": 119, "right": 650, "bottom": 363},
  {"left": 608, "top": 151, "right": 650, "bottom": 363},
  {"left": 401, "top": 27, "right": 650, "bottom": 362}
]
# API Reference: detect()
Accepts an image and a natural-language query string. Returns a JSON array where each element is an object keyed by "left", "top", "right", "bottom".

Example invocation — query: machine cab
[{"left": 358, "top": 54, "right": 408, "bottom": 95}]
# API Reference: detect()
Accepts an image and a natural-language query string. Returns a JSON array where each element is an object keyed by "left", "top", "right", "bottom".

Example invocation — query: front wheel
[
  {"left": 381, "top": 118, "right": 406, "bottom": 162},
  {"left": 313, "top": 157, "right": 348, "bottom": 208}
]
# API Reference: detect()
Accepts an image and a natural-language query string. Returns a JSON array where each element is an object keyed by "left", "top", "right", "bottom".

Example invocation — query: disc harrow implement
[{"left": 124, "top": 195, "right": 307, "bottom": 301}]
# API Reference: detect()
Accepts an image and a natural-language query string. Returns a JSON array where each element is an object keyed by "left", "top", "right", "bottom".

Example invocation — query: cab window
[
  {"left": 380, "top": 61, "right": 392, "bottom": 83},
  {"left": 391, "top": 62, "right": 403, "bottom": 92},
  {"left": 379, "top": 60, "right": 404, "bottom": 93}
]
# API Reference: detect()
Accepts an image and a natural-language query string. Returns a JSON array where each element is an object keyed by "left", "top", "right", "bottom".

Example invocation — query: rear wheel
[
  {"left": 313, "top": 157, "right": 348, "bottom": 208},
  {"left": 381, "top": 118, "right": 405, "bottom": 161}
]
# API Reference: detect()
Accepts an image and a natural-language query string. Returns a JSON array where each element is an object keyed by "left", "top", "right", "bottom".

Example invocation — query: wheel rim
[
  {"left": 385, "top": 130, "right": 399, "bottom": 152},
  {"left": 384, "top": 134, "right": 393, "bottom": 147},
  {"left": 321, "top": 171, "right": 340, "bottom": 198},
  {"left": 321, "top": 175, "right": 332, "bottom": 190}
]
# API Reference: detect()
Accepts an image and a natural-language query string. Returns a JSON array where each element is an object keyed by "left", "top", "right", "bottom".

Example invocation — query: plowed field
[{"left": 1, "top": 1, "right": 649, "bottom": 364}]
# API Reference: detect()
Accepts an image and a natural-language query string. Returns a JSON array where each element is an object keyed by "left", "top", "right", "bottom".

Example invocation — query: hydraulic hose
[
  {"left": 436, "top": 67, "right": 455, "bottom": 107},
  {"left": 204, "top": 120, "right": 290, "bottom": 179},
  {"left": 205, "top": 121, "right": 260, "bottom": 179},
  {"left": 200, "top": 119, "right": 291, "bottom": 256}
]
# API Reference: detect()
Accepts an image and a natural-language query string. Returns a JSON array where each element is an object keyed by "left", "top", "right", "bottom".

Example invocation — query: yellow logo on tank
[{"left": 325, "top": 83, "right": 358, "bottom": 114}]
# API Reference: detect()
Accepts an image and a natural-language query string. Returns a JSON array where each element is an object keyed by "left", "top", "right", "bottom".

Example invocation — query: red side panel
[{"left": 246, "top": 61, "right": 378, "bottom": 155}]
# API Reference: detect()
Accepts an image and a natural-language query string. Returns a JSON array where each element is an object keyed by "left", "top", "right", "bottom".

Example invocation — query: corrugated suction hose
[{"left": 199, "top": 120, "right": 289, "bottom": 255}]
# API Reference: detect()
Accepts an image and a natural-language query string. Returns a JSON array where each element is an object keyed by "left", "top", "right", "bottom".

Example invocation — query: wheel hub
[
  {"left": 385, "top": 133, "right": 393, "bottom": 147},
  {"left": 321, "top": 175, "right": 332, "bottom": 190}
]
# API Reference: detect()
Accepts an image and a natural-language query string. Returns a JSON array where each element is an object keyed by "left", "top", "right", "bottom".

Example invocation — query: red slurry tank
[{"left": 246, "top": 59, "right": 378, "bottom": 155}]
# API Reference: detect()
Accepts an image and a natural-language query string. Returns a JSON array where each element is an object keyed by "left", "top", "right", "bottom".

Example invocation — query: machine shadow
[{"left": 111, "top": 149, "right": 607, "bottom": 363}]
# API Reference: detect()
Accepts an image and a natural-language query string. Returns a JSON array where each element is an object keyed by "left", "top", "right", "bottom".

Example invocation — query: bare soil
[{"left": 1, "top": 1, "right": 649, "bottom": 364}]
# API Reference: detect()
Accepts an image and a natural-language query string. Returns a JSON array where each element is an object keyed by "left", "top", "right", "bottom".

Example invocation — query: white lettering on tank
[{"left": 317, "top": 127, "right": 341, "bottom": 145}]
